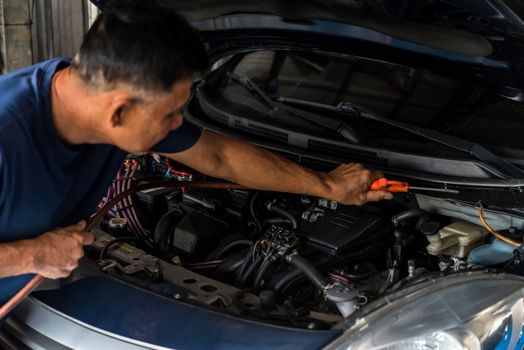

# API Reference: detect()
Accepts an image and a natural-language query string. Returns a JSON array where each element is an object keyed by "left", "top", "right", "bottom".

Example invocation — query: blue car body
[{"left": 4, "top": 1, "right": 524, "bottom": 349}]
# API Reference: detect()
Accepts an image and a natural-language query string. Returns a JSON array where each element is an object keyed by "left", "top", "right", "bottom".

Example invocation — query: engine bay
[{"left": 85, "top": 154, "right": 524, "bottom": 330}]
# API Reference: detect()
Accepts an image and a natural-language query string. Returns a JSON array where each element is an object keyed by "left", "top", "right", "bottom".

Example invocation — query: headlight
[{"left": 324, "top": 273, "right": 524, "bottom": 350}]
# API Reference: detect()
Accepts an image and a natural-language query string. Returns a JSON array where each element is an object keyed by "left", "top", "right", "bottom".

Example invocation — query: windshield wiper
[
  {"left": 229, "top": 74, "right": 362, "bottom": 144},
  {"left": 224, "top": 74, "right": 524, "bottom": 179},
  {"left": 277, "top": 96, "right": 524, "bottom": 179}
]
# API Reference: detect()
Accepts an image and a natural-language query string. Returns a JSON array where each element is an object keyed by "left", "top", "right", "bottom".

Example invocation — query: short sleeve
[
  {"left": 0, "top": 149, "right": 3, "bottom": 206},
  {"left": 151, "top": 119, "right": 202, "bottom": 153}
]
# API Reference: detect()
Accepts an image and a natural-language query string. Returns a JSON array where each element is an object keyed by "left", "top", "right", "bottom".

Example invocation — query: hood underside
[{"left": 92, "top": 0, "right": 524, "bottom": 99}]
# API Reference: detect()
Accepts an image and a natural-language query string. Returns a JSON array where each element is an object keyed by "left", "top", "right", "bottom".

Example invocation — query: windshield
[
  {"left": 193, "top": 50, "right": 524, "bottom": 180},
  {"left": 206, "top": 50, "right": 524, "bottom": 156}
]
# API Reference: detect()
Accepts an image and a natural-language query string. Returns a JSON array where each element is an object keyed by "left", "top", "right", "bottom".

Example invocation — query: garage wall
[
  {"left": 0, "top": 0, "right": 98, "bottom": 73},
  {"left": 0, "top": 0, "right": 33, "bottom": 73},
  {"left": 31, "top": 0, "right": 99, "bottom": 63}
]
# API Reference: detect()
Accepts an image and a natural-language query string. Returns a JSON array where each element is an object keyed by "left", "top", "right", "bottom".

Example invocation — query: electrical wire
[
  {"left": 123, "top": 164, "right": 143, "bottom": 236},
  {"left": 166, "top": 157, "right": 193, "bottom": 178},
  {"left": 97, "top": 155, "right": 191, "bottom": 240},
  {"left": 99, "top": 162, "right": 152, "bottom": 245},
  {"left": 329, "top": 272, "right": 350, "bottom": 284},
  {"left": 0, "top": 180, "right": 245, "bottom": 320},
  {"left": 477, "top": 206, "right": 520, "bottom": 247},
  {"left": 117, "top": 167, "right": 141, "bottom": 238},
  {"left": 124, "top": 162, "right": 153, "bottom": 244}
]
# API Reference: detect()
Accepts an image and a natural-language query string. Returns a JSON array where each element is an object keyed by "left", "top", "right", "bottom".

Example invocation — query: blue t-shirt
[{"left": 0, "top": 58, "right": 201, "bottom": 303}]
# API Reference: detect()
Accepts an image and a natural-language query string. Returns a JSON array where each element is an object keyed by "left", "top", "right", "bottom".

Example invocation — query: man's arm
[
  {"left": 0, "top": 222, "right": 93, "bottom": 279},
  {"left": 162, "top": 131, "right": 392, "bottom": 205}
]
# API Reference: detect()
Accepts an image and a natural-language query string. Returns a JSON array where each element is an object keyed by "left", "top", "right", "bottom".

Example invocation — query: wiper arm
[
  {"left": 229, "top": 74, "right": 362, "bottom": 144},
  {"left": 278, "top": 96, "right": 524, "bottom": 179}
]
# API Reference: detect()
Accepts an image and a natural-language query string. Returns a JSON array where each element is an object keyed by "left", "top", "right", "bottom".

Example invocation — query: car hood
[{"left": 92, "top": 0, "right": 524, "bottom": 99}]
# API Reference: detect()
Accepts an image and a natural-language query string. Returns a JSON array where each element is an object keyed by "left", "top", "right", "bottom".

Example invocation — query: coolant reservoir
[{"left": 423, "top": 221, "right": 488, "bottom": 258}]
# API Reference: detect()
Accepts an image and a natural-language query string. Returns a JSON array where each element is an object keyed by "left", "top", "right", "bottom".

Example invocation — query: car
[{"left": 2, "top": 0, "right": 524, "bottom": 349}]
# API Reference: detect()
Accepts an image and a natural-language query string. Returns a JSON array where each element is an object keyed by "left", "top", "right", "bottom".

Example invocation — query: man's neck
[{"left": 51, "top": 67, "right": 105, "bottom": 146}]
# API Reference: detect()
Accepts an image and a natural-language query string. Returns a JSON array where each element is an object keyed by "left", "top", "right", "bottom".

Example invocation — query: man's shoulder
[
  {"left": 0, "top": 58, "right": 69, "bottom": 132},
  {"left": 0, "top": 58, "right": 60, "bottom": 93}
]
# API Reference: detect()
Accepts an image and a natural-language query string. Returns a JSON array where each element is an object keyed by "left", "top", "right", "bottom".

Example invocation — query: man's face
[{"left": 111, "top": 78, "right": 193, "bottom": 153}]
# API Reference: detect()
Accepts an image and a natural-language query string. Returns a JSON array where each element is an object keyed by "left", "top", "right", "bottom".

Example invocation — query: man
[{"left": 0, "top": 0, "right": 391, "bottom": 305}]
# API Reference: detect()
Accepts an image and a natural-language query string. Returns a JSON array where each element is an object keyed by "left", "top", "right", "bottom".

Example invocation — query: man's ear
[{"left": 108, "top": 92, "right": 134, "bottom": 128}]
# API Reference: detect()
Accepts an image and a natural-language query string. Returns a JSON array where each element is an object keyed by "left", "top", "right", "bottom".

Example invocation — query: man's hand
[
  {"left": 28, "top": 221, "right": 94, "bottom": 279},
  {"left": 324, "top": 163, "right": 393, "bottom": 205}
]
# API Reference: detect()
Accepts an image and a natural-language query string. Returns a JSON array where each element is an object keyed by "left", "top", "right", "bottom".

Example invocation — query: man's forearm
[
  {"left": 167, "top": 131, "right": 391, "bottom": 205},
  {"left": 167, "top": 132, "right": 332, "bottom": 197},
  {"left": 0, "top": 223, "right": 93, "bottom": 280},
  {"left": 0, "top": 240, "right": 35, "bottom": 278},
  {"left": 207, "top": 137, "right": 332, "bottom": 197}
]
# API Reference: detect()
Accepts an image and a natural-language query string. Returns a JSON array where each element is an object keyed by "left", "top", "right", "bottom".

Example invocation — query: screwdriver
[{"left": 370, "top": 177, "right": 459, "bottom": 194}]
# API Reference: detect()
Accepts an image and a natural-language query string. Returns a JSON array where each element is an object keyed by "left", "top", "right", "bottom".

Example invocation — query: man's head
[{"left": 66, "top": 0, "right": 207, "bottom": 152}]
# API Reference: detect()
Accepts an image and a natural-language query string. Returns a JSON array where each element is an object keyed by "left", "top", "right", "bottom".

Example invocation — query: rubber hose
[
  {"left": 239, "top": 255, "right": 263, "bottom": 286},
  {"left": 267, "top": 204, "right": 298, "bottom": 230},
  {"left": 287, "top": 255, "right": 327, "bottom": 290},
  {"left": 415, "top": 214, "right": 429, "bottom": 231},
  {"left": 249, "top": 192, "right": 262, "bottom": 233},
  {"left": 261, "top": 217, "right": 293, "bottom": 227},
  {"left": 253, "top": 258, "right": 274, "bottom": 291},
  {"left": 391, "top": 209, "right": 428, "bottom": 230},
  {"left": 236, "top": 247, "right": 254, "bottom": 285},
  {"left": 213, "top": 240, "right": 253, "bottom": 260}
]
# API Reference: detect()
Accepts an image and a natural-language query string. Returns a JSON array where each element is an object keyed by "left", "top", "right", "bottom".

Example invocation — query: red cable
[
  {"left": 0, "top": 275, "right": 43, "bottom": 318},
  {"left": 166, "top": 157, "right": 193, "bottom": 177},
  {"left": 0, "top": 181, "right": 245, "bottom": 319}
]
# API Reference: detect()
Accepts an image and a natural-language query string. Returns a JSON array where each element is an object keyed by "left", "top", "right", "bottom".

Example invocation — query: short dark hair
[{"left": 72, "top": 0, "right": 208, "bottom": 93}]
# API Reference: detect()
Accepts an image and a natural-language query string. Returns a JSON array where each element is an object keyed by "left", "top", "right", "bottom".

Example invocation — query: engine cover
[
  {"left": 154, "top": 204, "right": 229, "bottom": 258},
  {"left": 299, "top": 205, "right": 386, "bottom": 255}
]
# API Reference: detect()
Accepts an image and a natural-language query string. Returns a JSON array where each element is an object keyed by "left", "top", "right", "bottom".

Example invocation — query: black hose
[
  {"left": 287, "top": 255, "right": 327, "bottom": 290},
  {"left": 261, "top": 217, "right": 293, "bottom": 227},
  {"left": 211, "top": 240, "right": 253, "bottom": 260},
  {"left": 239, "top": 255, "right": 263, "bottom": 286},
  {"left": 249, "top": 192, "right": 262, "bottom": 233},
  {"left": 236, "top": 248, "right": 253, "bottom": 285},
  {"left": 391, "top": 209, "right": 428, "bottom": 230},
  {"left": 253, "top": 258, "right": 274, "bottom": 291},
  {"left": 267, "top": 203, "right": 298, "bottom": 230}
]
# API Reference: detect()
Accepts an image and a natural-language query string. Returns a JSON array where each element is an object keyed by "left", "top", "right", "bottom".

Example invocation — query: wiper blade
[
  {"left": 278, "top": 97, "right": 524, "bottom": 179},
  {"left": 230, "top": 74, "right": 362, "bottom": 144}
]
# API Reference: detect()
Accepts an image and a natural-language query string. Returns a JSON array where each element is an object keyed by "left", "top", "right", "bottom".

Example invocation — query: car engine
[{"left": 85, "top": 154, "right": 524, "bottom": 329}]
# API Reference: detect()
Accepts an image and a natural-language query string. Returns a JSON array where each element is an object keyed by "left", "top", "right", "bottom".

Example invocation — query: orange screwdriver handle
[{"left": 370, "top": 178, "right": 409, "bottom": 192}]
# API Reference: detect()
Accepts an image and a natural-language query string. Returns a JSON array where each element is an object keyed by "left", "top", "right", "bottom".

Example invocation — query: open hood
[
  {"left": 92, "top": 0, "right": 524, "bottom": 99},
  {"left": 89, "top": 0, "right": 524, "bottom": 190}
]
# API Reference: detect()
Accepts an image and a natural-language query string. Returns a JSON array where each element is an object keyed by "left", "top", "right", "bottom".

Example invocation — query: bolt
[{"left": 408, "top": 259, "right": 416, "bottom": 278}]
